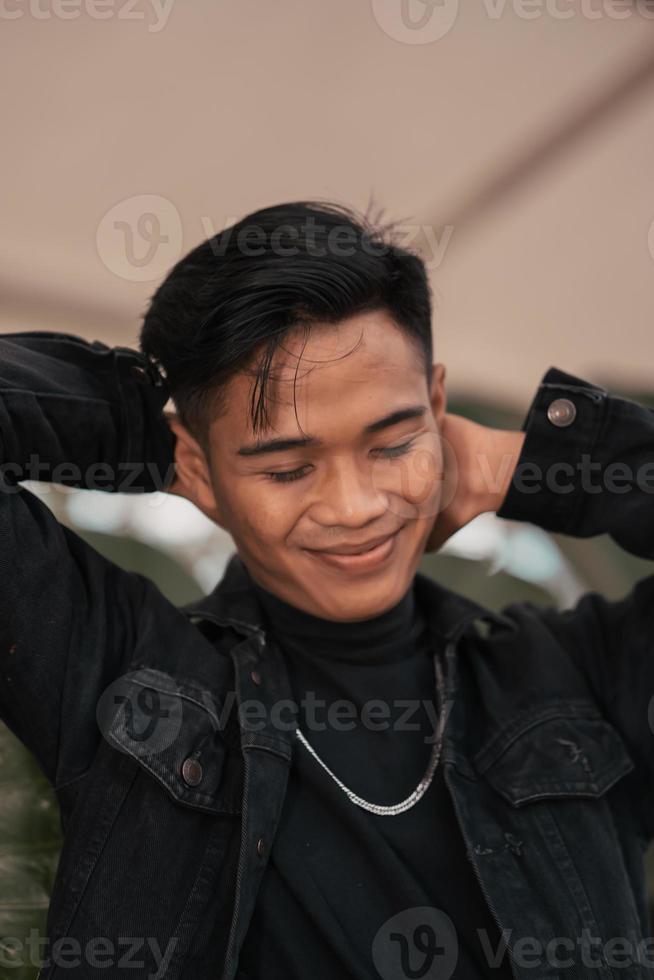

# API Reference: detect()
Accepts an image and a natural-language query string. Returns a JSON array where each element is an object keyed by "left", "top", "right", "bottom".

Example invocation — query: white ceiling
[{"left": 2, "top": 0, "right": 653, "bottom": 407}]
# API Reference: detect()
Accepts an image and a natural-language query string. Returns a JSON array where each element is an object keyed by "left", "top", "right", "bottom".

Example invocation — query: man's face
[{"left": 185, "top": 310, "right": 447, "bottom": 621}]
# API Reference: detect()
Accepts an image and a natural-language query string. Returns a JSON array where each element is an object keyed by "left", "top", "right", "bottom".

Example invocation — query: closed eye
[
  {"left": 263, "top": 439, "right": 417, "bottom": 484},
  {"left": 372, "top": 438, "right": 416, "bottom": 459},
  {"left": 264, "top": 466, "right": 311, "bottom": 484}
]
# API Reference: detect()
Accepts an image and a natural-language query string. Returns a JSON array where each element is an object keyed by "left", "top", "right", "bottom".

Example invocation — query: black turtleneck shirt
[{"left": 237, "top": 578, "right": 514, "bottom": 980}]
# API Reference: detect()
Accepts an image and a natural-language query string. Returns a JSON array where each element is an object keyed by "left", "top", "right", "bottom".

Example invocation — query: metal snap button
[
  {"left": 547, "top": 397, "right": 577, "bottom": 427},
  {"left": 181, "top": 758, "right": 203, "bottom": 787},
  {"left": 256, "top": 837, "right": 266, "bottom": 857}
]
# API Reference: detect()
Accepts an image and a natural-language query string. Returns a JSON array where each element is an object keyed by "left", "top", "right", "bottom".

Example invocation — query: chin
[{"left": 312, "top": 573, "right": 413, "bottom": 622}]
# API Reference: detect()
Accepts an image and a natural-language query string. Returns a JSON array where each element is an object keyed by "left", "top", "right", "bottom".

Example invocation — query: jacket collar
[{"left": 182, "top": 551, "right": 512, "bottom": 645}]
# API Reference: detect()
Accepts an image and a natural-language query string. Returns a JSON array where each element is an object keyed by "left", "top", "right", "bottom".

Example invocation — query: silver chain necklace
[{"left": 294, "top": 652, "right": 448, "bottom": 817}]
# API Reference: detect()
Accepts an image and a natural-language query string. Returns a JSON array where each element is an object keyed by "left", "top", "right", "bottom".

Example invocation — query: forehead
[{"left": 212, "top": 310, "right": 429, "bottom": 443}]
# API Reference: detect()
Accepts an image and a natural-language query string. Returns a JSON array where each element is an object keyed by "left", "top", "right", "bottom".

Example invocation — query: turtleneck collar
[{"left": 249, "top": 577, "right": 426, "bottom": 666}]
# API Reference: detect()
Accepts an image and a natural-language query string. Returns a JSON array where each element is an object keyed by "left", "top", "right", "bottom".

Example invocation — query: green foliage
[{"left": 0, "top": 724, "right": 61, "bottom": 979}]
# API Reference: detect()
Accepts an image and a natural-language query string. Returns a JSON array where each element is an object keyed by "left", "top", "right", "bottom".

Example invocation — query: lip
[{"left": 304, "top": 527, "right": 403, "bottom": 573}]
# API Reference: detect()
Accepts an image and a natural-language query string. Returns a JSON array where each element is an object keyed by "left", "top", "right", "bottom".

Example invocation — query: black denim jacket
[{"left": 1, "top": 331, "right": 654, "bottom": 979}]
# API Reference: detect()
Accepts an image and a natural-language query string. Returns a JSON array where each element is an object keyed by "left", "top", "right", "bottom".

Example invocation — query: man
[{"left": 0, "top": 201, "right": 652, "bottom": 979}]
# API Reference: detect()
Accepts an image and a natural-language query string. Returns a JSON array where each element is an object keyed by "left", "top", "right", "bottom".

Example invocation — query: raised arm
[
  {"left": 0, "top": 330, "right": 176, "bottom": 791},
  {"left": 0, "top": 330, "right": 174, "bottom": 490},
  {"left": 495, "top": 366, "right": 654, "bottom": 837},
  {"left": 496, "top": 365, "right": 654, "bottom": 559}
]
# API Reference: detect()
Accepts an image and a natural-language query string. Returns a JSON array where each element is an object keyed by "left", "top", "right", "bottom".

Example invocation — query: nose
[{"left": 308, "top": 454, "right": 390, "bottom": 529}]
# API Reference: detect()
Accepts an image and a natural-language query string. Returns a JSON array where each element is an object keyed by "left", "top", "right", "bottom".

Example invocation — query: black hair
[{"left": 140, "top": 201, "right": 433, "bottom": 442}]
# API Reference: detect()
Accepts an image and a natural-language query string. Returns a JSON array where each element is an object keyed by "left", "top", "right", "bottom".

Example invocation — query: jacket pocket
[
  {"left": 102, "top": 665, "right": 242, "bottom": 815},
  {"left": 42, "top": 666, "right": 242, "bottom": 979},
  {"left": 474, "top": 701, "right": 635, "bottom": 806}
]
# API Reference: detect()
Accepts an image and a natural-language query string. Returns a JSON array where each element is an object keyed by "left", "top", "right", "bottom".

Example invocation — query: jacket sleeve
[
  {"left": 0, "top": 330, "right": 177, "bottom": 790},
  {"left": 496, "top": 366, "right": 654, "bottom": 835}
]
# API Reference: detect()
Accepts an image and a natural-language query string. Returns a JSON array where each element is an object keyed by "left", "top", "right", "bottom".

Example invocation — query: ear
[
  {"left": 429, "top": 362, "right": 447, "bottom": 425},
  {"left": 166, "top": 414, "right": 223, "bottom": 523}
]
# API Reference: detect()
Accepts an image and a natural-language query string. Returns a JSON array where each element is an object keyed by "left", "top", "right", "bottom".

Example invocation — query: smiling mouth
[
  {"left": 308, "top": 528, "right": 404, "bottom": 556},
  {"left": 303, "top": 527, "right": 403, "bottom": 572}
]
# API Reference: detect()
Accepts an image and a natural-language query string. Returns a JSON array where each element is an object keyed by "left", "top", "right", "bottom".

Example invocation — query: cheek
[{"left": 216, "top": 476, "right": 302, "bottom": 543}]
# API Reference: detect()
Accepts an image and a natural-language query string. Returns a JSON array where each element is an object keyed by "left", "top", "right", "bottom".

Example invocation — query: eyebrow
[{"left": 236, "top": 405, "right": 427, "bottom": 457}]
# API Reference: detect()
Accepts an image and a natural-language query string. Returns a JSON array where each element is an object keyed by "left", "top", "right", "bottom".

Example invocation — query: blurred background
[{"left": 1, "top": 1, "right": 654, "bottom": 975}]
